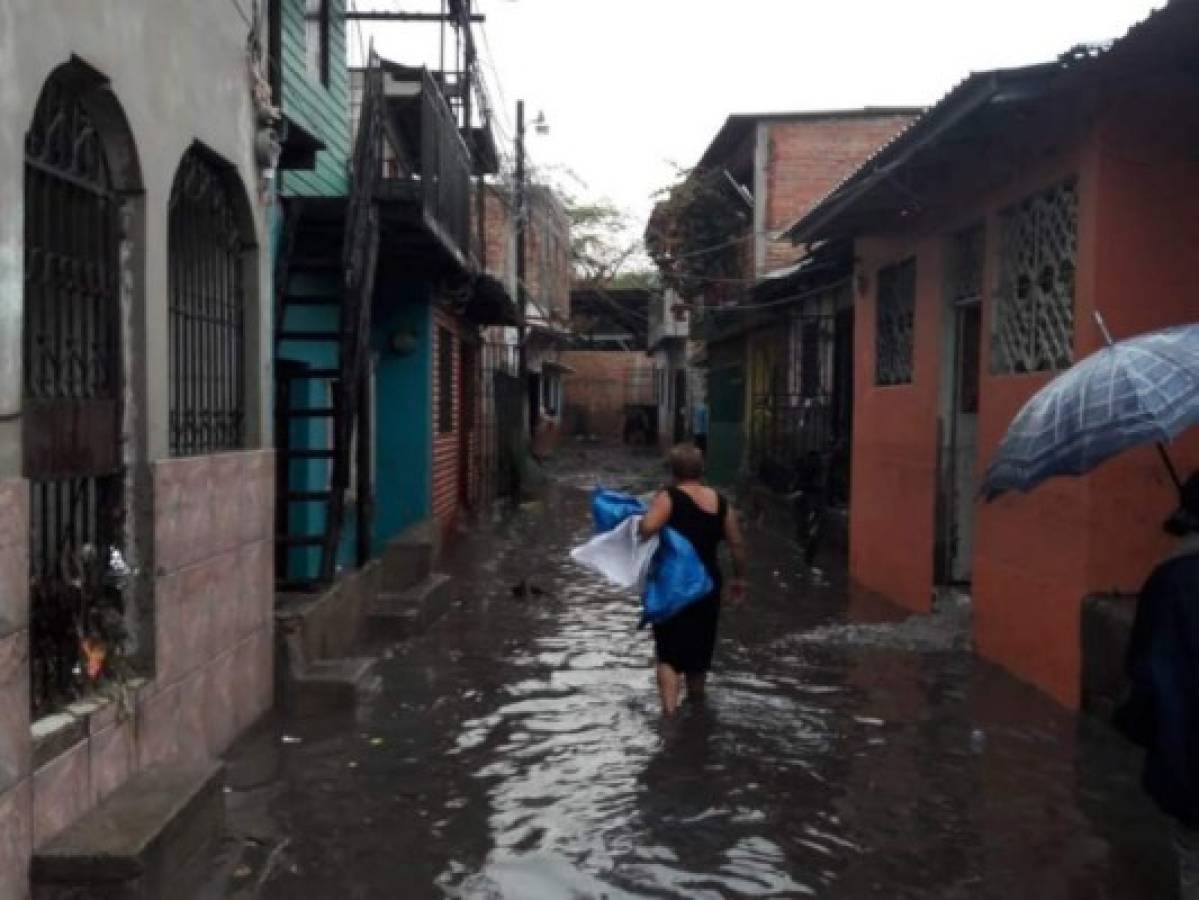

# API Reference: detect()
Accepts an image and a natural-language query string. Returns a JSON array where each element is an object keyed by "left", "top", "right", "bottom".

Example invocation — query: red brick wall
[
  {"left": 762, "top": 115, "right": 916, "bottom": 272},
  {"left": 476, "top": 185, "right": 571, "bottom": 322},
  {"left": 479, "top": 189, "right": 515, "bottom": 287},
  {"left": 432, "top": 311, "right": 462, "bottom": 537},
  {"left": 560, "top": 351, "right": 655, "bottom": 440}
]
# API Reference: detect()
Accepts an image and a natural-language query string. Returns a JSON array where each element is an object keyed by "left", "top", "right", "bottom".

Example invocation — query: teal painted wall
[
  {"left": 279, "top": 0, "right": 350, "bottom": 198},
  {"left": 278, "top": 271, "right": 339, "bottom": 580},
  {"left": 372, "top": 284, "right": 433, "bottom": 553},
  {"left": 707, "top": 338, "right": 747, "bottom": 487}
]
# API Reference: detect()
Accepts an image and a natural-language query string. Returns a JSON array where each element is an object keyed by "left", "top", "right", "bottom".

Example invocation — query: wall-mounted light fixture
[{"left": 389, "top": 327, "right": 419, "bottom": 357}]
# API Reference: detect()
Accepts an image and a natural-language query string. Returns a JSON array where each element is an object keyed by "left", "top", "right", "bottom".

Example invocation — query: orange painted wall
[
  {"left": 1083, "top": 81, "right": 1199, "bottom": 595},
  {"left": 852, "top": 74, "right": 1199, "bottom": 708},
  {"left": 849, "top": 235, "right": 944, "bottom": 615}
]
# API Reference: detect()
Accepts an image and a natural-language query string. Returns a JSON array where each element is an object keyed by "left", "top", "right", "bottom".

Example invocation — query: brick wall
[
  {"left": 560, "top": 351, "right": 656, "bottom": 440},
  {"left": 761, "top": 114, "right": 916, "bottom": 273},
  {"left": 477, "top": 185, "right": 571, "bottom": 322},
  {"left": 432, "top": 312, "right": 462, "bottom": 537}
]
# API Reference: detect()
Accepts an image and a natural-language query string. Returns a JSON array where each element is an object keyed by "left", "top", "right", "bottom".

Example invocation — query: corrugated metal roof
[{"left": 783, "top": 0, "right": 1187, "bottom": 245}]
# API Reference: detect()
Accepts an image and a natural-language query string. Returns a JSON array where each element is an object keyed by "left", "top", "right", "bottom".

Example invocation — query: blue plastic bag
[{"left": 590, "top": 488, "right": 714, "bottom": 627}]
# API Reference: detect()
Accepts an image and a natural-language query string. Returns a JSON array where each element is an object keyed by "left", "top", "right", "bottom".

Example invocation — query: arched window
[
  {"left": 23, "top": 67, "right": 130, "bottom": 715},
  {"left": 168, "top": 148, "right": 248, "bottom": 456}
]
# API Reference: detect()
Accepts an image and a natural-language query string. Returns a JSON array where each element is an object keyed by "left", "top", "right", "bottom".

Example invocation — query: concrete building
[
  {"left": 656, "top": 109, "right": 919, "bottom": 485},
  {"left": 478, "top": 182, "right": 572, "bottom": 457},
  {"left": 0, "top": 1, "right": 275, "bottom": 894},
  {"left": 785, "top": 0, "right": 1199, "bottom": 708},
  {"left": 648, "top": 288, "right": 693, "bottom": 452}
]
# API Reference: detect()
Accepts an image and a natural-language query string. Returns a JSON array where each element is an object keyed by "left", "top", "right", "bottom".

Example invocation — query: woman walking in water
[{"left": 639, "top": 444, "right": 747, "bottom": 715}]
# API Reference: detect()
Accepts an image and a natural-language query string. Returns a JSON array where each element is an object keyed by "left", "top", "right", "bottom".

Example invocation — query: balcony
[
  {"left": 354, "top": 62, "right": 475, "bottom": 274},
  {"left": 648, "top": 288, "right": 690, "bottom": 350}
]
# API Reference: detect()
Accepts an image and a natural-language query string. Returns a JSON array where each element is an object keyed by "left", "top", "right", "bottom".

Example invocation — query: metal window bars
[
  {"left": 875, "top": 258, "right": 917, "bottom": 386},
  {"left": 168, "top": 149, "right": 247, "bottom": 457},
  {"left": 24, "top": 74, "right": 126, "bottom": 715}
]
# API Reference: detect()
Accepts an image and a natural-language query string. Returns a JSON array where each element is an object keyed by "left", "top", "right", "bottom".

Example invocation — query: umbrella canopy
[{"left": 981, "top": 324, "right": 1199, "bottom": 500}]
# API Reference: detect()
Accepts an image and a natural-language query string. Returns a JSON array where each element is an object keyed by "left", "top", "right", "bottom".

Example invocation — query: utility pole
[
  {"left": 511, "top": 99, "right": 530, "bottom": 494},
  {"left": 515, "top": 98, "right": 527, "bottom": 398}
]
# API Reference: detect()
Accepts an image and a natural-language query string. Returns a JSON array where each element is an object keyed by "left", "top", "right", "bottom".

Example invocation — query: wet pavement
[{"left": 213, "top": 445, "right": 1173, "bottom": 899}]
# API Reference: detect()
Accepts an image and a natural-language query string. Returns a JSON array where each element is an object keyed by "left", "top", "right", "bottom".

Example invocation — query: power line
[{"left": 684, "top": 276, "right": 851, "bottom": 313}]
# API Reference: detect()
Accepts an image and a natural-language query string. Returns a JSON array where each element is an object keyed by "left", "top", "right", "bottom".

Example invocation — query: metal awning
[
  {"left": 462, "top": 274, "right": 519, "bottom": 326},
  {"left": 278, "top": 115, "right": 326, "bottom": 171}
]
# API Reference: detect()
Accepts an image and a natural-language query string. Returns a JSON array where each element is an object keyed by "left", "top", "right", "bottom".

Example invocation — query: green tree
[{"left": 646, "top": 166, "right": 750, "bottom": 301}]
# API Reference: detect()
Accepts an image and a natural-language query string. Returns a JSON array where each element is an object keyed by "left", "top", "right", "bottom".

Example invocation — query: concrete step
[
  {"left": 288, "top": 656, "right": 379, "bottom": 718},
  {"left": 382, "top": 538, "right": 434, "bottom": 592},
  {"left": 32, "top": 762, "right": 224, "bottom": 900},
  {"left": 368, "top": 573, "right": 453, "bottom": 639}
]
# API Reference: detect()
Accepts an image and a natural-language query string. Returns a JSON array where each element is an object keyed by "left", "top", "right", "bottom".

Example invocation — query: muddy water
[{"left": 224, "top": 451, "right": 1171, "bottom": 899}]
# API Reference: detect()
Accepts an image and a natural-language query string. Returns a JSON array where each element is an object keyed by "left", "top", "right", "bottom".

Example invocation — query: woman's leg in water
[
  {"left": 656, "top": 663, "right": 682, "bottom": 715},
  {"left": 685, "top": 673, "right": 707, "bottom": 702}
]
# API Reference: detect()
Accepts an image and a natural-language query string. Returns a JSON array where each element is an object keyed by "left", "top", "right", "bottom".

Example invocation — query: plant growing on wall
[{"left": 646, "top": 166, "right": 750, "bottom": 302}]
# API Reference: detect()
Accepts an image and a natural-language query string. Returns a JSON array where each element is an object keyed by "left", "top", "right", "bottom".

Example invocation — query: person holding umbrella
[
  {"left": 981, "top": 316, "right": 1199, "bottom": 897},
  {"left": 1115, "top": 475, "right": 1199, "bottom": 899}
]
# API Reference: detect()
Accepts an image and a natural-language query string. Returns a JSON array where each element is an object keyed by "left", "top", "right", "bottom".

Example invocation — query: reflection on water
[{"left": 236, "top": 456, "right": 1171, "bottom": 900}]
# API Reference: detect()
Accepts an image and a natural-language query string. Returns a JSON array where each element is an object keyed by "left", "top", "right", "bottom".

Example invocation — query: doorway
[
  {"left": 936, "top": 225, "right": 984, "bottom": 585},
  {"left": 673, "top": 368, "right": 687, "bottom": 443}
]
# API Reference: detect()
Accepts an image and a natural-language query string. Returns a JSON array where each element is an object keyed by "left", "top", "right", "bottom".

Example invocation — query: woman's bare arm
[{"left": 639, "top": 490, "right": 672, "bottom": 538}]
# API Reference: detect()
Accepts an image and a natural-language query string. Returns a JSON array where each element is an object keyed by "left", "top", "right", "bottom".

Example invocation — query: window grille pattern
[
  {"left": 875, "top": 259, "right": 916, "bottom": 386},
  {"left": 168, "top": 150, "right": 247, "bottom": 456},
  {"left": 992, "top": 180, "right": 1078, "bottom": 374}
]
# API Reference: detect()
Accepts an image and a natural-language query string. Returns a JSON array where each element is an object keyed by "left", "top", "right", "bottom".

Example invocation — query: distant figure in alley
[
  {"left": 639, "top": 443, "right": 747, "bottom": 715},
  {"left": 1118, "top": 473, "right": 1199, "bottom": 899}
]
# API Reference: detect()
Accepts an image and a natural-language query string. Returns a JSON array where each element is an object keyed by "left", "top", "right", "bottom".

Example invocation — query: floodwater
[{"left": 214, "top": 446, "right": 1172, "bottom": 899}]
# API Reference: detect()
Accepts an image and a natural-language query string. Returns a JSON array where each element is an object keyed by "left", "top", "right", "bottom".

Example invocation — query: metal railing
[{"left": 417, "top": 68, "right": 473, "bottom": 260}]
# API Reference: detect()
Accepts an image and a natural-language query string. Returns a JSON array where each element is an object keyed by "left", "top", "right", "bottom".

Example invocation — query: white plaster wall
[{"left": 0, "top": 0, "right": 273, "bottom": 473}]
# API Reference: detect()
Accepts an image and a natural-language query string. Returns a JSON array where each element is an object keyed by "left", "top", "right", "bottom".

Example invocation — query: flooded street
[{"left": 219, "top": 447, "right": 1170, "bottom": 899}]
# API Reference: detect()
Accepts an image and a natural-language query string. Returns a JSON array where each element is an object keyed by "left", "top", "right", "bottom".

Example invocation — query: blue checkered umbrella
[{"left": 981, "top": 323, "right": 1199, "bottom": 501}]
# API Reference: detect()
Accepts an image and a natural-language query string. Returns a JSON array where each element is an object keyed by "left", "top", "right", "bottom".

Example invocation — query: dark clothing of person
[
  {"left": 694, "top": 434, "right": 708, "bottom": 455},
  {"left": 651, "top": 486, "right": 726, "bottom": 674},
  {"left": 1116, "top": 548, "right": 1199, "bottom": 829}
]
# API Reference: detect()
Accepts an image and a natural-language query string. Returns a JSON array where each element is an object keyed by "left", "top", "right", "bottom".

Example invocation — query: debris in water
[
  {"left": 970, "top": 729, "right": 987, "bottom": 753},
  {"left": 281, "top": 735, "right": 302, "bottom": 745}
]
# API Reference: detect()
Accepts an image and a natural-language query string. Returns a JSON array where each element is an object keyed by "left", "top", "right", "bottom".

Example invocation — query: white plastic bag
[{"left": 570, "top": 515, "right": 659, "bottom": 592}]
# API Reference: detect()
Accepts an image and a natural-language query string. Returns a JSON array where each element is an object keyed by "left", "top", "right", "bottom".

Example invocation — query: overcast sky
[{"left": 359, "top": 0, "right": 1162, "bottom": 237}]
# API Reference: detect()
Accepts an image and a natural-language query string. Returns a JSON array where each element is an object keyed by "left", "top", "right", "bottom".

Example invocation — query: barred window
[
  {"left": 875, "top": 259, "right": 916, "bottom": 386},
  {"left": 437, "top": 326, "right": 454, "bottom": 434},
  {"left": 992, "top": 180, "right": 1078, "bottom": 374},
  {"left": 168, "top": 149, "right": 247, "bottom": 457}
]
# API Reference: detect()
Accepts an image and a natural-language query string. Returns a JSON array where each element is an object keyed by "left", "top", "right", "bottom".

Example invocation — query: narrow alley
[{"left": 212, "top": 447, "right": 1167, "bottom": 899}]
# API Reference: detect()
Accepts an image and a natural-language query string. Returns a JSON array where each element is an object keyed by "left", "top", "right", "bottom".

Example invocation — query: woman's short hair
[{"left": 669, "top": 443, "right": 705, "bottom": 481}]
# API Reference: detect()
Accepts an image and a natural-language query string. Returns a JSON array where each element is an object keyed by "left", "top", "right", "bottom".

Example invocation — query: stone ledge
[
  {"left": 31, "top": 681, "right": 148, "bottom": 771},
  {"left": 31, "top": 761, "right": 223, "bottom": 895}
]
